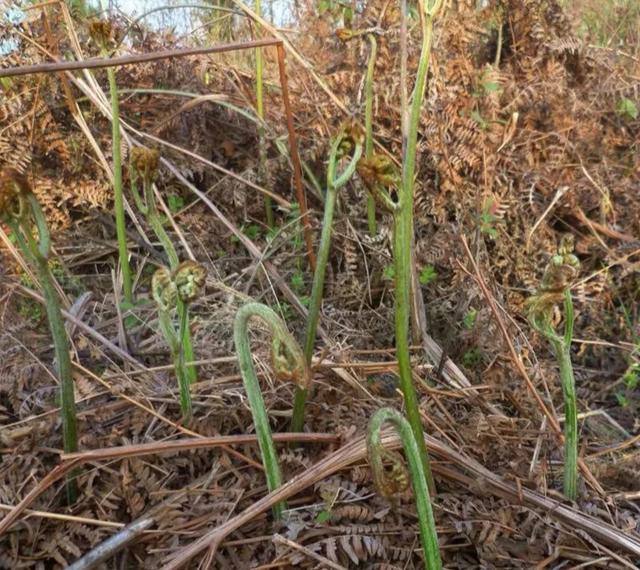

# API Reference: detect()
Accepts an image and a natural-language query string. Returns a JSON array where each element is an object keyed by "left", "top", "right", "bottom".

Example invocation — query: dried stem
[
  {"left": 234, "top": 302, "right": 309, "bottom": 518},
  {"left": 367, "top": 408, "right": 441, "bottom": 569}
]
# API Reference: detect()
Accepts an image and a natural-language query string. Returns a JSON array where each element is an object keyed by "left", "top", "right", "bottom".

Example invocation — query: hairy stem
[
  {"left": 106, "top": 65, "right": 133, "bottom": 304},
  {"left": 367, "top": 408, "right": 441, "bottom": 569},
  {"left": 290, "top": 132, "right": 362, "bottom": 433},
  {"left": 365, "top": 33, "right": 378, "bottom": 236},
  {"left": 234, "top": 302, "right": 307, "bottom": 518},
  {"left": 394, "top": 0, "right": 441, "bottom": 494}
]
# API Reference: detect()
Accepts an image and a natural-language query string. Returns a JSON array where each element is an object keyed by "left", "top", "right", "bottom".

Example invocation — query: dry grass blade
[{"left": 161, "top": 431, "right": 640, "bottom": 568}]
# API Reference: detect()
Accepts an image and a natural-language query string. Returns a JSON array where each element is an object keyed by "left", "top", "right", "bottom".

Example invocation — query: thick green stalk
[
  {"left": 234, "top": 302, "right": 308, "bottom": 518},
  {"left": 367, "top": 408, "right": 441, "bottom": 569},
  {"left": 106, "top": 64, "right": 133, "bottom": 304},
  {"left": 365, "top": 33, "right": 378, "bottom": 236},
  {"left": 9, "top": 197, "right": 78, "bottom": 503},
  {"left": 290, "top": 133, "right": 363, "bottom": 433},
  {"left": 394, "top": 0, "right": 440, "bottom": 493}
]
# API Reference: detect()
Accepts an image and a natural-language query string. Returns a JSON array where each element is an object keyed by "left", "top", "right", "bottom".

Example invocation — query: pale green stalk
[
  {"left": 6, "top": 193, "right": 78, "bottom": 503},
  {"left": 532, "top": 289, "right": 578, "bottom": 499},
  {"left": 234, "top": 303, "right": 308, "bottom": 518},
  {"left": 130, "top": 159, "right": 197, "bottom": 384},
  {"left": 290, "top": 131, "right": 363, "bottom": 433},
  {"left": 365, "top": 33, "right": 378, "bottom": 236},
  {"left": 393, "top": 0, "right": 442, "bottom": 493},
  {"left": 255, "top": 0, "right": 273, "bottom": 228},
  {"left": 106, "top": 64, "right": 133, "bottom": 304},
  {"left": 367, "top": 408, "right": 441, "bottom": 569}
]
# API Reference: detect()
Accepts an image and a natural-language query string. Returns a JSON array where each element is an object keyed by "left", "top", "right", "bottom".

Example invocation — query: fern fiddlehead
[
  {"left": 130, "top": 147, "right": 198, "bottom": 385},
  {"left": 1, "top": 170, "right": 79, "bottom": 503},
  {"left": 290, "top": 124, "right": 363, "bottom": 433},
  {"left": 367, "top": 407, "right": 441, "bottom": 569},
  {"left": 528, "top": 235, "right": 580, "bottom": 500},
  {"left": 234, "top": 302, "right": 309, "bottom": 518},
  {"left": 152, "top": 261, "right": 206, "bottom": 419}
]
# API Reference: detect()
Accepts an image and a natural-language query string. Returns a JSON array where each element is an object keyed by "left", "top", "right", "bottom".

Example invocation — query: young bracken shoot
[
  {"left": 359, "top": 0, "right": 444, "bottom": 493},
  {"left": 367, "top": 408, "right": 441, "bottom": 569},
  {"left": 234, "top": 303, "right": 310, "bottom": 518},
  {"left": 527, "top": 235, "right": 581, "bottom": 500},
  {"left": 152, "top": 261, "right": 206, "bottom": 419},
  {"left": 129, "top": 147, "right": 198, "bottom": 385},
  {"left": 89, "top": 20, "right": 133, "bottom": 305},
  {"left": 0, "top": 171, "right": 79, "bottom": 503},
  {"left": 290, "top": 124, "right": 363, "bottom": 433},
  {"left": 336, "top": 26, "right": 380, "bottom": 236}
]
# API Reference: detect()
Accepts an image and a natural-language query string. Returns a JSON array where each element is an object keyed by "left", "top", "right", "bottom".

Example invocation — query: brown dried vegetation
[{"left": 0, "top": 0, "right": 639, "bottom": 567}]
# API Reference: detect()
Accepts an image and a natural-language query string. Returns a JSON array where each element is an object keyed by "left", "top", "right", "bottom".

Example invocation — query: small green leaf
[
  {"left": 462, "top": 348, "right": 482, "bottom": 369},
  {"left": 617, "top": 98, "right": 638, "bottom": 120},
  {"left": 167, "top": 193, "right": 185, "bottom": 214},
  {"left": 463, "top": 308, "right": 478, "bottom": 330},
  {"left": 615, "top": 391, "right": 630, "bottom": 408},
  {"left": 419, "top": 265, "right": 438, "bottom": 285},
  {"left": 383, "top": 265, "right": 395, "bottom": 281},
  {"left": 315, "top": 510, "right": 334, "bottom": 524},
  {"left": 290, "top": 269, "right": 305, "bottom": 292},
  {"left": 482, "top": 81, "right": 500, "bottom": 93}
]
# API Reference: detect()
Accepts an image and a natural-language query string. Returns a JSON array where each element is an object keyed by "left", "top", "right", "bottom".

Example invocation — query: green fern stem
[
  {"left": 290, "top": 131, "right": 363, "bottom": 433},
  {"left": 255, "top": 0, "right": 272, "bottom": 228},
  {"left": 130, "top": 155, "right": 198, "bottom": 385},
  {"left": 7, "top": 195, "right": 78, "bottom": 503},
  {"left": 234, "top": 302, "right": 309, "bottom": 518},
  {"left": 394, "top": 0, "right": 441, "bottom": 494},
  {"left": 365, "top": 33, "right": 378, "bottom": 236},
  {"left": 106, "top": 64, "right": 133, "bottom": 304},
  {"left": 367, "top": 408, "right": 441, "bottom": 569},
  {"left": 533, "top": 289, "right": 578, "bottom": 500}
]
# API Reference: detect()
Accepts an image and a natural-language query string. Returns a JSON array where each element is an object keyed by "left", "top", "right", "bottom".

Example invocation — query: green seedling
[
  {"left": 129, "top": 147, "right": 198, "bottom": 385},
  {"left": 90, "top": 20, "right": 133, "bottom": 304},
  {"left": 419, "top": 265, "right": 438, "bottom": 285},
  {"left": 367, "top": 408, "right": 441, "bottom": 569},
  {"left": 357, "top": 0, "right": 444, "bottom": 493},
  {"left": 152, "top": 261, "right": 206, "bottom": 419},
  {"left": 234, "top": 302, "right": 310, "bottom": 518},
  {"left": 1, "top": 171, "right": 78, "bottom": 503},
  {"left": 527, "top": 235, "right": 580, "bottom": 500},
  {"left": 290, "top": 123, "right": 364, "bottom": 433}
]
